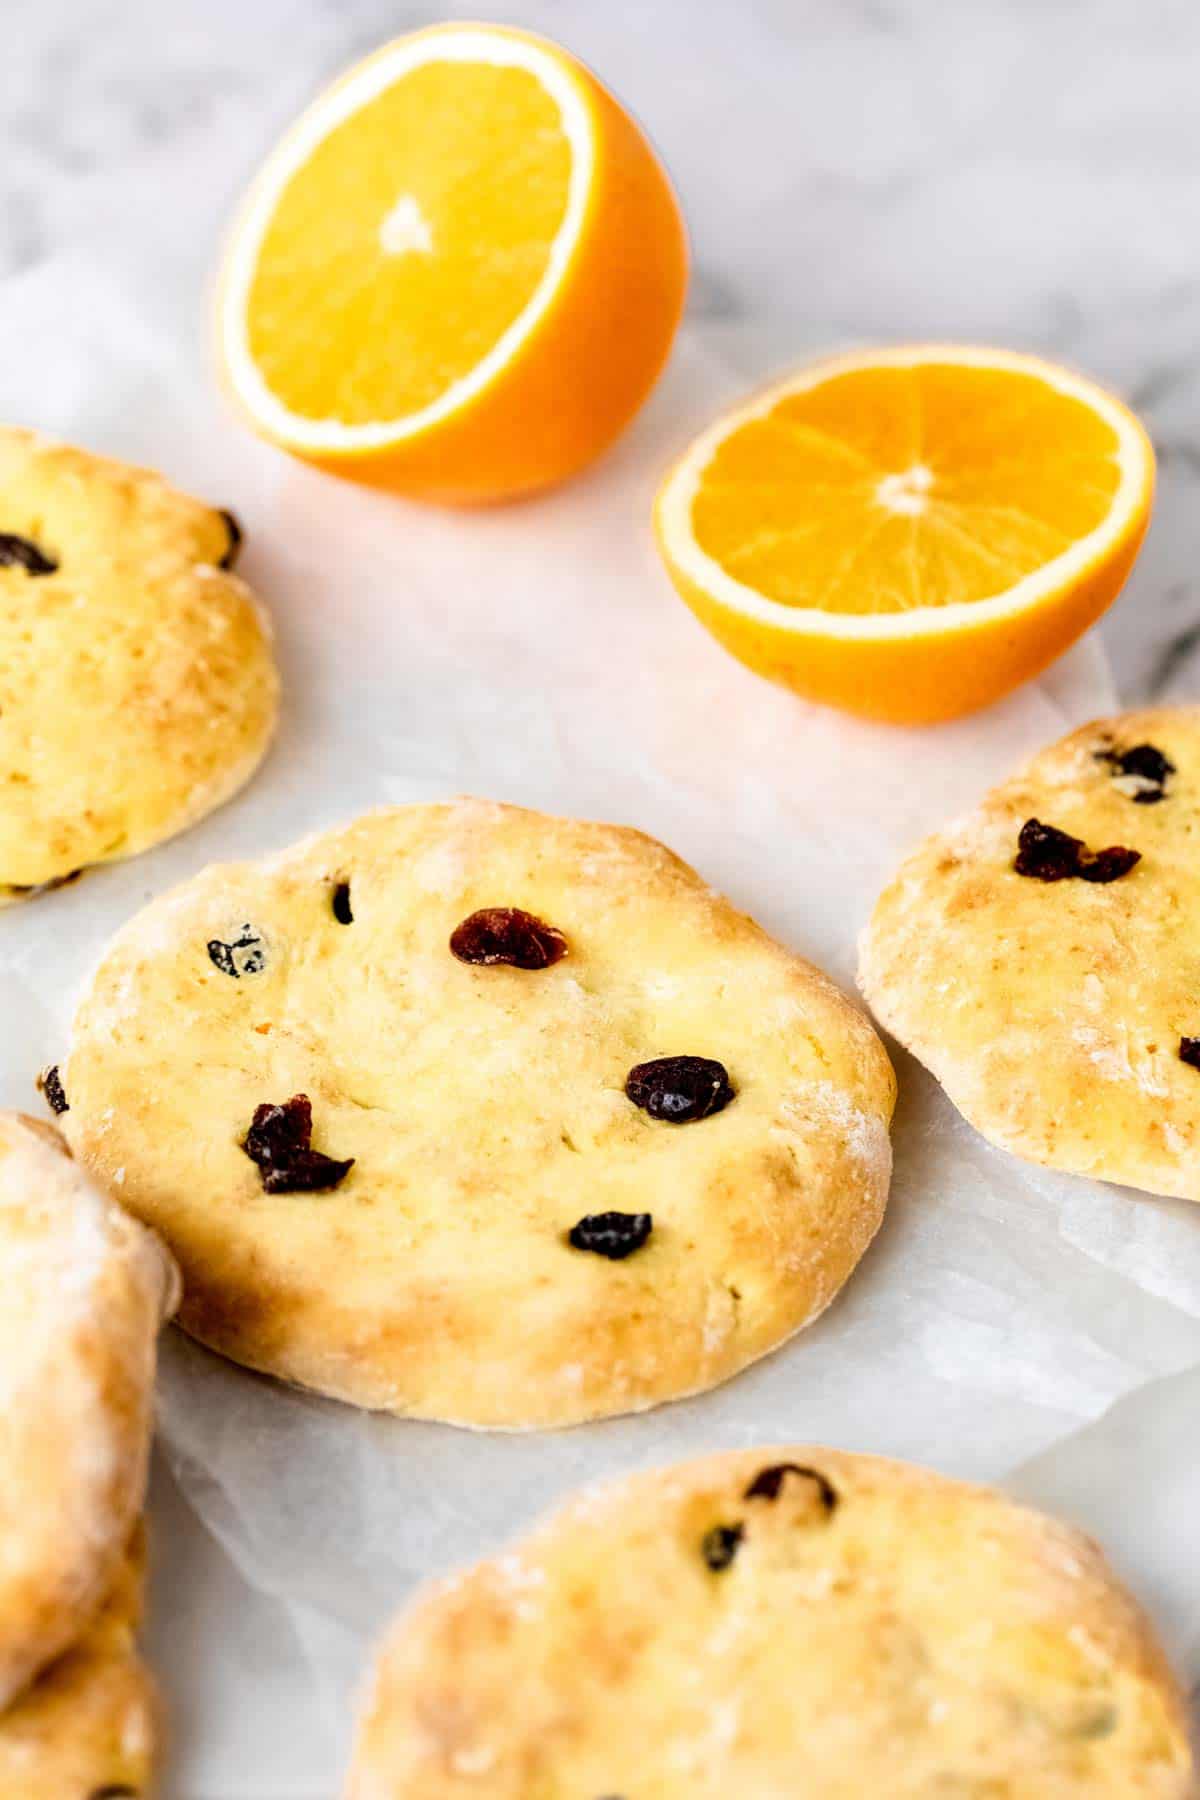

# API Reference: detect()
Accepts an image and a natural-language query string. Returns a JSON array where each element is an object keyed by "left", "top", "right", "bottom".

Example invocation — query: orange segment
[
  {"left": 655, "top": 347, "right": 1154, "bottom": 723},
  {"left": 246, "top": 60, "right": 573, "bottom": 425},
  {"left": 693, "top": 365, "right": 1121, "bottom": 612},
  {"left": 218, "top": 25, "right": 688, "bottom": 504}
]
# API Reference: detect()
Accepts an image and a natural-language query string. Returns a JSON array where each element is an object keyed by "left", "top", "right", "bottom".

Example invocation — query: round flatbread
[
  {"left": 61, "top": 799, "right": 894, "bottom": 1427},
  {"left": 345, "top": 1446, "right": 1194, "bottom": 1798},
  {"left": 0, "top": 427, "right": 278, "bottom": 899},
  {"left": 859, "top": 707, "right": 1200, "bottom": 1201},
  {"left": 0, "top": 1114, "right": 178, "bottom": 1710},
  {"left": 0, "top": 1528, "right": 160, "bottom": 1800}
]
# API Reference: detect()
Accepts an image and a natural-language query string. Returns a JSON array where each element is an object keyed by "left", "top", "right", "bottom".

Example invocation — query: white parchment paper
[{"left": 2, "top": 258, "right": 1199, "bottom": 1798}]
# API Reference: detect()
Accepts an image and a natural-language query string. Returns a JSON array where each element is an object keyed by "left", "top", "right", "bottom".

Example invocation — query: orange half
[
  {"left": 654, "top": 346, "right": 1155, "bottom": 723},
  {"left": 217, "top": 24, "right": 688, "bottom": 503}
]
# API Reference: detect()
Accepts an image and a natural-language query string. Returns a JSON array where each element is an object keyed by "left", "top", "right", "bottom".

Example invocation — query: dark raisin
[
  {"left": 1079, "top": 844, "right": 1142, "bottom": 882},
  {"left": 568, "top": 1211, "right": 652, "bottom": 1260},
  {"left": 217, "top": 509, "right": 243, "bottom": 570},
  {"left": 88, "top": 1789, "right": 139, "bottom": 1799},
  {"left": 0, "top": 531, "right": 57, "bottom": 575},
  {"left": 1097, "top": 742, "right": 1175, "bottom": 803},
  {"left": 450, "top": 906, "right": 567, "bottom": 969},
  {"left": 744, "top": 1462, "right": 838, "bottom": 1512},
  {"left": 1118, "top": 744, "right": 1173, "bottom": 787},
  {"left": 1014, "top": 819, "right": 1140, "bottom": 884},
  {"left": 207, "top": 925, "right": 267, "bottom": 978},
  {"left": 701, "top": 1523, "right": 743, "bottom": 1571},
  {"left": 332, "top": 881, "right": 353, "bottom": 925},
  {"left": 1179, "top": 1038, "right": 1200, "bottom": 1070},
  {"left": 625, "top": 1055, "right": 735, "bottom": 1124},
  {"left": 1014, "top": 820, "right": 1085, "bottom": 880},
  {"left": 38, "top": 1064, "right": 69, "bottom": 1116},
  {"left": 207, "top": 939, "right": 237, "bottom": 976},
  {"left": 242, "top": 1094, "right": 354, "bottom": 1195},
  {"left": 245, "top": 1094, "right": 309, "bottom": 1159}
]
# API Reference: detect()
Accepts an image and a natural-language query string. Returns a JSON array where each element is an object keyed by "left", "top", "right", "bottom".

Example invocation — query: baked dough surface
[
  {"left": 860, "top": 708, "right": 1200, "bottom": 1201},
  {"left": 0, "top": 1529, "right": 160, "bottom": 1800},
  {"left": 64, "top": 799, "right": 894, "bottom": 1426},
  {"left": 0, "top": 427, "right": 278, "bottom": 897},
  {"left": 345, "top": 1445, "right": 1195, "bottom": 1799},
  {"left": 0, "top": 1113, "right": 177, "bottom": 1710}
]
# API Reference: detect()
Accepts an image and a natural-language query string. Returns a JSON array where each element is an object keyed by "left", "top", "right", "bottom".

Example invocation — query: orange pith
[
  {"left": 691, "top": 365, "right": 1122, "bottom": 615},
  {"left": 247, "top": 61, "right": 573, "bottom": 425}
]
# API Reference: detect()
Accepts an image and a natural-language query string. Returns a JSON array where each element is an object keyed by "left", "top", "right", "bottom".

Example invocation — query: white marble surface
[
  {"left": 5, "top": 0, "right": 1200, "bottom": 694},
  {"left": 4, "top": 3, "right": 1200, "bottom": 1792}
]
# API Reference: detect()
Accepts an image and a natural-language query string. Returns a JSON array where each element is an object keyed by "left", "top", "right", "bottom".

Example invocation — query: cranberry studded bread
[
  {"left": 0, "top": 1112, "right": 178, "bottom": 1711},
  {"left": 344, "top": 1446, "right": 1195, "bottom": 1797},
  {"left": 0, "top": 1529, "right": 161, "bottom": 1800},
  {"left": 0, "top": 426, "right": 278, "bottom": 900},
  {"left": 60, "top": 799, "right": 895, "bottom": 1427},
  {"left": 861, "top": 707, "right": 1200, "bottom": 1200}
]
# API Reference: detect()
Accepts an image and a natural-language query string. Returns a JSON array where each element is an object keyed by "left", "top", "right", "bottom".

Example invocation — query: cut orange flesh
[
  {"left": 654, "top": 347, "right": 1155, "bottom": 723},
  {"left": 218, "top": 25, "right": 688, "bottom": 504}
]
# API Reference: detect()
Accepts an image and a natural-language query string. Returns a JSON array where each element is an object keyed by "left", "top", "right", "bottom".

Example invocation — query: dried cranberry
[
  {"left": 332, "top": 881, "right": 353, "bottom": 924},
  {"left": 744, "top": 1462, "right": 838, "bottom": 1512},
  {"left": 207, "top": 925, "right": 267, "bottom": 978},
  {"left": 245, "top": 1095, "right": 308, "bottom": 1159},
  {"left": 568, "top": 1211, "right": 652, "bottom": 1260},
  {"left": 1014, "top": 819, "right": 1140, "bottom": 884},
  {"left": 450, "top": 907, "right": 567, "bottom": 969},
  {"left": 1097, "top": 742, "right": 1175, "bottom": 803},
  {"left": 1179, "top": 1038, "right": 1200, "bottom": 1070},
  {"left": 701, "top": 1523, "right": 743, "bottom": 1571},
  {"left": 242, "top": 1094, "right": 354, "bottom": 1195},
  {"left": 217, "top": 509, "right": 243, "bottom": 570},
  {"left": 38, "top": 1064, "right": 68, "bottom": 1116},
  {"left": 1014, "top": 820, "right": 1085, "bottom": 880},
  {"left": 0, "top": 532, "right": 57, "bottom": 575},
  {"left": 625, "top": 1056, "right": 735, "bottom": 1123},
  {"left": 1079, "top": 844, "right": 1143, "bottom": 882}
]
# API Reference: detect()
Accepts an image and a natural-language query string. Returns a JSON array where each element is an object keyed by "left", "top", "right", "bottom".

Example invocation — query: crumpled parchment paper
[{"left": 1, "top": 257, "right": 1197, "bottom": 1799}]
